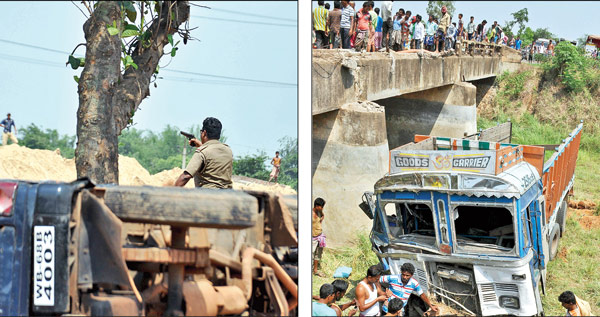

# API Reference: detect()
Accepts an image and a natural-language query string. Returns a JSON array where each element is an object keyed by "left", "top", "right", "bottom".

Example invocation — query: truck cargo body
[{"left": 365, "top": 123, "right": 582, "bottom": 315}]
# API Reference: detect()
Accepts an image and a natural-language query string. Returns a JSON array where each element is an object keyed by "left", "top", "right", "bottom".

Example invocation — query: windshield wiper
[{"left": 457, "top": 240, "right": 511, "bottom": 251}]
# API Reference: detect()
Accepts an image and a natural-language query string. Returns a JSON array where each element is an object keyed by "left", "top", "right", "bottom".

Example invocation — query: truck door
[
  {"left": 528, "top": 197, "right": 547, "bottom": 293},
  {"left": 432, "top": 192, "right": 451, "bottom": 250}
]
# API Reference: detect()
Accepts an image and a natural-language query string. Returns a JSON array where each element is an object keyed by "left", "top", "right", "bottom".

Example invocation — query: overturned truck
[
  {"left": 0, "top": 180, "right": 297, "bottom": 316},
  {"left": 361, "top": 122, "right": 582, "bottom": 315}
]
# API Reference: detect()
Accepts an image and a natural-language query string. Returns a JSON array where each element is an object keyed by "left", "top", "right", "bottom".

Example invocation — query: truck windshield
[
  {"left": 452, "top": 205, "right": 516, "bottom": 255},
  {"left": 381, "top": 201, "right": 438, "bottom": 249}
]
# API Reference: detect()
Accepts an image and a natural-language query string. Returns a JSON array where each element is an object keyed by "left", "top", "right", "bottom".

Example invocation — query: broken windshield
[
  {"left": 452, "top": 205, "right": 516, "bottom": 255},
  {"left": 380, "top": 201, "right": 438, "bottom": 250}
]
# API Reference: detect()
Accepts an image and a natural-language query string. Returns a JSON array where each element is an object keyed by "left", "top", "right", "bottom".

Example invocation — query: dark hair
[
  {"left": 314, "top": 197, "right": 326, "bottom": 208},
  {"left": 367, "top": 264, "right": 382, "bottom": 277},
  {"left": 470, "top": 16, "right": 474, "bottom": 19},
  {"left": 275, "top": 151, "right": 279, "bottom": 154},
  {"left": 399, "top": 8, "right": 404, "bottom": 14},
  {"left": 388, "top": 298, "right": 404, "bottom": 314},
  {"left": 374, "top": 7, "right": 379, "bottom": 14},
  {"left": 368, "top": 1, "right": 375, "bottom": 8},
  {"left": 416, "top": 14, "right": 422, "bottom": 22},
  {"left": 483, "top": 20, "right": 487, "bottom": 24},
  {"left": 334, "top": 1, "right": 341, "bottom": 9},
  {"left": 320, "top": 283, "right": 335, "bottom": 298},
  {"left": 202, "top": 117, "right": 222, "bottom": 140},
  {"left": 325, "top": 3, "right": 330, "bottom": 9},
  {"left": 400, "top": 262, "right": 415, "bottom": 275},
  {"left": 362, "top": 1, "right": 368, "bottom": 8},
  {"left": 406, "top": 10, "right": 411, "bottom": 16},
  {"left": 332, "top": 279, "right": 350, "bottom": 293},
  {"left": 558, "top": 291, "right": 576, "bottom": 305},
  {"left": 459, "top": 13, "right": 463, "bottom": 17},
  {"left": 318, "top": 0, "right": 325, "bottom": 5}
]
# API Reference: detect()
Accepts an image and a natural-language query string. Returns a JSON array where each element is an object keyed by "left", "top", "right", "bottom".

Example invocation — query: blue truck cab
[{"left": 363, "top": 124, "right": 582, "bottom": 316}]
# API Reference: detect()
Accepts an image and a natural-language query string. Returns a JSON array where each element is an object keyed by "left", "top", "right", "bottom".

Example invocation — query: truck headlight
[{"left": 499, "top": 296, "right": 520, "bottom": 309}]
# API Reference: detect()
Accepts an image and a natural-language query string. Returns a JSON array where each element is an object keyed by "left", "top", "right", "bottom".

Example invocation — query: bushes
[{"left": 542, "top": 41, "right": 600, "bottom": 93}]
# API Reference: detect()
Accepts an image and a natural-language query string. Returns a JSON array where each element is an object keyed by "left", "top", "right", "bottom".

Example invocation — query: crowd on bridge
[{"left": 312, "top": 0, "right": 530, "bottom": 54}]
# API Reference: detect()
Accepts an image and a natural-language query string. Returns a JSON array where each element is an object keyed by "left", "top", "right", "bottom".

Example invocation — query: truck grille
[
  {"left": 480, "top": 283, "right": 496, "bottom": 302},
  {"left": 416, "top": 268, "right": 428, "bottom": 291},
  {"left": 479, "top": 283, "right": 519, "bottom": 303}
]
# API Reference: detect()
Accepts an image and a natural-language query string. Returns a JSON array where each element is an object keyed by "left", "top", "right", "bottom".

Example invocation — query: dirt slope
[{"left": 0, "top": 144, "right": 296, "bottom": 195}]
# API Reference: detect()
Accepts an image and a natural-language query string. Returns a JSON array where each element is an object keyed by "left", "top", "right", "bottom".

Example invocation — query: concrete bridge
[{"left": 312, "top": 43, "right": 522, "bottom": 245}]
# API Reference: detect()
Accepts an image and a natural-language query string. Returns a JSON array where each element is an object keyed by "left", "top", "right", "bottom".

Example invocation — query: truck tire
[
  {"left": 548, "top": 224, "right": 560, "bottom": 261},
  {"left": 556, "top": 199, "right": 567, "bottom": 237},
  {"left": 97, "top": 186, "right": 258, "bottom": 229}
]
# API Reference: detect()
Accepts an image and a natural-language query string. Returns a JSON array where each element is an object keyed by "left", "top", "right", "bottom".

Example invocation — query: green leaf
[
  {"left": 155, "top": 65, "right": 160, "bottom": 74},
  {"left": 107, "top": 26, "right": 120, "bottom": 36},
  {"left": 130, "top": 62, "right": 138, "bottom": 70},
  {"left": 126, "top": 9, "right": 137, "bottom": 23},
  {"left": 171, "top": 47, "right": 177, "bottom": 57},
  {"left": 167, "top": 34, "right": 173, "bottom": 46},
  {"left": 68, "top": 55, "right": 80, "bottom": 70},
  {"left": 79, "top": 58, "right": 85, "bottom": 67},
  {"left": 174, "top": 40, "right": 180, "bottom": 47},
  {"left": 73, "top": 75, "right": 80, "bottom": 83},
  {"left": 122, "top": 28, "right": 139, "bottom": 38}
]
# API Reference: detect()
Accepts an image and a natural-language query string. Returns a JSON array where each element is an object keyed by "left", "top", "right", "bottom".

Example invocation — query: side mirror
[{"left": 359, "top": 201, "right": 373, "bottom": 219}]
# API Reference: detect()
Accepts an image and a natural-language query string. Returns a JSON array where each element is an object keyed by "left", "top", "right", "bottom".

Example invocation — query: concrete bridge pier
[
  {"left": 312, "top": 101, "right": 389, "bottom": 245},
  {"left": 379, "top": 82, "right": 478, "bottom": 149}
]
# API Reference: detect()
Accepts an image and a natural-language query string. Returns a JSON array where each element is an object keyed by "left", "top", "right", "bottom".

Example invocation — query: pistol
[{"left": 180, "top": 131, "right": 195, "bottom": 140}]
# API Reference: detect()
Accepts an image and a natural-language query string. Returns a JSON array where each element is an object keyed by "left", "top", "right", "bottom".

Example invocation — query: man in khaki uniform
[{"left": 175, "top": 117, "right": 232, "bottom": 188}]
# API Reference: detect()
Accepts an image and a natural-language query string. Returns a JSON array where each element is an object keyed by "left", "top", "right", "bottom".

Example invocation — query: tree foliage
[
  {"left": 233, "top": 152, "right": 271, "bottom": 180},
  {"left": 70, "top": 1, "right": 191, "bottom": 184},
  {"left": 19, "top": 124, "right": 76, "bottom": 158},
  {"left": 577, "top": 34, "right": 590, "bottom": 49},
  {"left": 504, "top": 8, "right": 528, "bottom": 39},
  {"left": 542, "top": 41, "right": 600, "bottom": 93},
  {"left": 426, "top": 1, "right": 455, "bottom": 20}
]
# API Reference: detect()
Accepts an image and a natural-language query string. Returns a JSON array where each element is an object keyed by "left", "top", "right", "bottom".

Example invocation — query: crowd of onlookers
[{"left": 312, "top": 1, "right": 528, "bottom": 54}]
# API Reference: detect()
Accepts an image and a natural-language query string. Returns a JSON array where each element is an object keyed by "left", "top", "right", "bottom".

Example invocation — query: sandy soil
[{"left": 0, "top": 144, "right": 296, "bottom": 195}]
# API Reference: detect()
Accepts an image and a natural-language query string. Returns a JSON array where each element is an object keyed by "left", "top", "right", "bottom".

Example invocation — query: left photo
[{"left": 0, "top": 1, "right": 297, "bottom": 316}]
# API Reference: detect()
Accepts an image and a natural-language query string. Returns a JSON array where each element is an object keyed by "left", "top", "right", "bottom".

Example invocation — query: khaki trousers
[{"left": 2, "top": 132, "right": 18, "bottom": 145}]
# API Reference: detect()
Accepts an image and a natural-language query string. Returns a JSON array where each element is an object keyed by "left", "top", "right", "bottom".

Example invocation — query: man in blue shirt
[
  {"left": 313, "top": 283, "right": 338, "bottom": 316},
  {"left": 380, "top": 263, "right": 438, "bottom": 315},
  {"left": 515, "top": 36, "right": 522, "bottom": 50},
  {"left": 1, "top": 113, "right": 18, "bottom": 145}
]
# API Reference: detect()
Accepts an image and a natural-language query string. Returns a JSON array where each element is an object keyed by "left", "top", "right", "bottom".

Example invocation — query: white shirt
[
  {"left": 381, "top": 1, "right": 393, "bottom": 21},
  {"left": 414, "top": 22, "right": 425, "bottom": 41},
  {"left": 359, "top": 281, "right": 380, "bottom": 316}
]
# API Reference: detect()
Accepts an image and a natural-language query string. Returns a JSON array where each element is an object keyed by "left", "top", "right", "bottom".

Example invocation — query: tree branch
[
  {"left": 112, "top": 1, "right": 190, "bottom": 134},
  {"left": 81, "top": 0, "right": 93, "bottom": 15}
]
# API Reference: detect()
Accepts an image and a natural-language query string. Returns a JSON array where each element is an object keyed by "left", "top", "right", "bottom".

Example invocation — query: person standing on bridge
[
  {"left": 435, "top": 5, "right": 450, "bottom": 52},
  {"left": 340, "top": 1, "right": 355, "bottom": 49},
  {"left": 313, "top": 1, "right": 329, "bottom": 49},
  {"left": 268, "top": 151, "right": 281, "bottom": 183},
  {"left": 425, "top": 14, "right": 437, "bottom": 51},
  {"left": 312, "top": 197, "right": 327, "bottom": 277},
  {"left": 466, "top": 16, "right": 476, "bottom": 40},
  {"left": 327, "top": 1, "right": 342, "bottom": 49},
  {"left": 413, "top": 15, "right": 424, "bottom": 50},
  {"left": 174, "top": 117, "right": 233, "bottom": 188},
  {"left": 380, "top": 1, "right": 393, "bottom": 52},
  {"left": 0, "top": 113, "right": 18, "bottom": 145},
  {"left": 352, "top": 1, "right": 373, "bottom": 52}
]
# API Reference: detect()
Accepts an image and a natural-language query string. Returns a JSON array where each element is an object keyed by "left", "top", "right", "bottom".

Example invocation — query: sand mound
[{"left": 0, "top": 144, "right": 296, "bottom": 195}]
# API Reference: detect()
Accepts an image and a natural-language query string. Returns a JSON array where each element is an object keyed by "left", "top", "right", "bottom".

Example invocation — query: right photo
[{"left": 311, "top": 1, "right": 600, "bottom": 316}]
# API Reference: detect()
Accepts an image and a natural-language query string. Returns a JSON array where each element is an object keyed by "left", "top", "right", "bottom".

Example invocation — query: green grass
[{"left": 312, "top": 233, "right": 379, "bottom": 315}]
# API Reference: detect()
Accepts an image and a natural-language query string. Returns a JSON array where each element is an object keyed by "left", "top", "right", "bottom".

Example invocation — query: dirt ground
[
  {"left": 568, "top": 200, "right": 600, "bottom": 230},
  {"left": 0, "top": 144, "right": 296, "bottom": 195}
]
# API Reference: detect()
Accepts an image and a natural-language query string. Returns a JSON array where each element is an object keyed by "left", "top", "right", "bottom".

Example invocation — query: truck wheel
[
  {"left": 548, "top": 224, "right": 560, "bottom": 261},
  {"left": 97, "top": 186, "right": 258, "bottom": 229},
  {"left": 556, "top": 199, "right": 567, "bottom": 237}
]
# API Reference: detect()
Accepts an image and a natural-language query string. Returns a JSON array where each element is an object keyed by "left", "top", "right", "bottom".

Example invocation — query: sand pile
[{"left": 0, "top": 144, "right": 296, "bottom": 195}]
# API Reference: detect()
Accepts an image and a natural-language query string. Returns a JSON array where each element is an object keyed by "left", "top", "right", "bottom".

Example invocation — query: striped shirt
[
  {"left": 340, "top": 6, "right": 354, "bottom": 29},
  {"left": 380, "top": 275, "right": 423, "bottom": 306},
  {"left": 313, "top": 6, "right": 329, "bottom": 32}
]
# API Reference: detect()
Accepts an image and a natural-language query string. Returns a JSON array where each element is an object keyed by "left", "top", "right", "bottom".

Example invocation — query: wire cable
[
  {"left": 207, "top": 7, "right": 296, "bottom": 23},
  {"left": 191, "top": 15, "right": 295, "bottom": 28}
]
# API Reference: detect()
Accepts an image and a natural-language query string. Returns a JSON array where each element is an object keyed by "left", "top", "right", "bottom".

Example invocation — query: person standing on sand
[
  {"left": 312, "top": 197, "right": 327, "bottom": 277},
  {"left": 0, "top": 113, "right": 18, "bottom": 145},
  {"left": 269, "top": 151, "right": 281, "bottom": 183}
]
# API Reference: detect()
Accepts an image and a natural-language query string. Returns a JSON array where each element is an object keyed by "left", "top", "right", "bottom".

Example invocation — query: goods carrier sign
[{"left": 390, "top": 150, "right": 496, "bottom": 174}]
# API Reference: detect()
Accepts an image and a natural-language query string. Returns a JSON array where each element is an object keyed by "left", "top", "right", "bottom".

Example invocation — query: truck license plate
[{"left": 33, "top": 226, "right": 55, "bottom": 306}]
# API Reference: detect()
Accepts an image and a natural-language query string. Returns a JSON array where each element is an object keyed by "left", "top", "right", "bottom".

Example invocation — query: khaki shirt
[
  {"left": 312, "top": 209, "right": 323, "bottom": 237},
  {"left": 438, "top": 12, "right": 450, "bottom": 32},
  {"left": 185, "top": 139, "right": 233, "bottom": 189}
]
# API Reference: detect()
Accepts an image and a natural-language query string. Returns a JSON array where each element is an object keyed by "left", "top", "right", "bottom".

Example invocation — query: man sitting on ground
[
  {"left": 559, "top": 290, "right": 592, "bottom": 316},
  {"left": 313, "top": 283, "right": 338, "bottom": 316},
  {"left": 312, "top": 279, "right": 358, "bottom": 316}
]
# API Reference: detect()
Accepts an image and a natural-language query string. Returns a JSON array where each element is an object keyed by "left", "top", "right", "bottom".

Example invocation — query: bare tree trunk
[{"left": 75, "top": 1, "right": 190, "bottom": 184}]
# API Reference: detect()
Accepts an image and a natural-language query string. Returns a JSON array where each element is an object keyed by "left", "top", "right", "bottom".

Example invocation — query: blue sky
[
  {"left": 312, "top": 1, "right": 600, "bottom": 42},
  {"left": 0, "top": 1, "right": 297, "bottom": 157}
]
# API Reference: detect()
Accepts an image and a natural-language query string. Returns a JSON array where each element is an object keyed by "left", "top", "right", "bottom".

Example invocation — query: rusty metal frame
[
  {"left": 262, "top": 267, "right": 289, "bottom": 315},
  {"left": 122, "top": 246, "right": 209, "bottom": 267}
]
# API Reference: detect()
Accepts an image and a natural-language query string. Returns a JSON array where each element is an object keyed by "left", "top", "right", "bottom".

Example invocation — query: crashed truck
[
  {"left": 360, "top": 122, "right": 583, "bottom": 315},
  {"left": 0, "top": 178, "right": 298, "bottom": 316}
]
